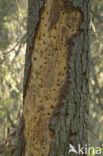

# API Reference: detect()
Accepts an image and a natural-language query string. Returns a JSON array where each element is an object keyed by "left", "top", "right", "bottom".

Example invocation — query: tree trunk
[{"left": 22, "top": 0, "right": 90, "bottom": 155}]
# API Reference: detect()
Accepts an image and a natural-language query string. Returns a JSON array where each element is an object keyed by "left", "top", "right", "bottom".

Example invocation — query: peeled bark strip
[{"left": 23, "top": 0, "right": 90, "bottom": 156}]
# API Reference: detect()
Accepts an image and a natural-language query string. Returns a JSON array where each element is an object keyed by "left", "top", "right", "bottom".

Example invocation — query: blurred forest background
[
  {"left": 0, "top": 0, "right": 103, "bottom": 155},
  {"left": 0, "top": 0, "right": 27, "bottom": 153}
]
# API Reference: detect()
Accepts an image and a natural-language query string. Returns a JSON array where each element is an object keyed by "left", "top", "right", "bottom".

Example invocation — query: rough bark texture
[{"left": 22, "top": 0, "right": 90, "bottom": 156}]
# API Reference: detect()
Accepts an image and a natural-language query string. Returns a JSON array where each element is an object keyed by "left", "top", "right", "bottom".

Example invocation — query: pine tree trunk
[{"left": 21, "top": 0, "right": 91, "bottom": 155}]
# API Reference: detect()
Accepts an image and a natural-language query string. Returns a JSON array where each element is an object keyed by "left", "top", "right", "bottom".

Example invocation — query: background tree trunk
[{"left": 22, "top": 0, "right": 90, "bottom": 155}]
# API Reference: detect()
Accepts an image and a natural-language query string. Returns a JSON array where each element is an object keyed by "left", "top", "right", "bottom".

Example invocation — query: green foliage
[
  {"left": 0, "top": 0, "right": 17, "bottom": 50},
  {"left": 0, "top": 0, "right": 27, "bottom": 144},
  {"left": 0, "top": 0, "right": 27, "bottom": 50},
  {"left": 89, "top": 0, "right": 103, "bottom": 147}
]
